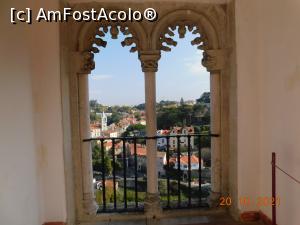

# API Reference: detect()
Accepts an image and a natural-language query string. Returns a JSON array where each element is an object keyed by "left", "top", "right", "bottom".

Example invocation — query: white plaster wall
[
  {"left": 236, "top": 1, "right": 300, "bottom": 224},
  {"left": 0, "top": 0, "right": 67, "bottom": 224},
  {"left": 30, "top": 0, "right": 67, "bottom": 223},
  {"left": 258, "top": 1, "right": 300, "bottom": 225},
  {"left": 235, "top": 0, "right": 261, "bottom": 212},
  {"left": 0, "top": 1, "right": 40, "bottom": 225}
]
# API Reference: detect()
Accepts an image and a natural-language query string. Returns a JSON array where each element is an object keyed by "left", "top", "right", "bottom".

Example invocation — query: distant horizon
[
  {"left": 89, "top": 31, "right": 210, "bottom": 105},
  {"left": 89, "top": 92, "right": 209, "bottom": 107}
]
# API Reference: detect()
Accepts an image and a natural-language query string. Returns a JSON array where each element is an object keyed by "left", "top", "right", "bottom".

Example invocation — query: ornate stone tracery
[
  {"left": 158, "top": 22, "right": 209, "bottom": 52},
  {"left": 66, "top": 3, "right": 232, "bottom": 222},
  {"left": 157, "top": 21, "right": 226, "bottom": 72},
  {"left": 202, "top": 49, "right": 225, "bottom": 72},
  {"left": 150, "top": 9, "right": 226, "bottom": 75},
  {"left": 78, "top": 23, "right": 141, "bottom": 74},
  {"left": 139, "top": 50, "right": 161, "bottom": 72}
]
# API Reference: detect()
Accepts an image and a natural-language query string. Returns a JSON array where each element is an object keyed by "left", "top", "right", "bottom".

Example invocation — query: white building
[
  {"left": 139, "top": 120, "right": 146, "bottom": 125},
  {"left": 90, "top": 127, "right": 101, "bottom": 138},
  {"left": 128, "top": 144, "right": 166, "bottom": 176},
  {"left": 157, "top": 151, "right": 167, "bottom": 176},
  {"left": 101, "top": 111, "right": 107, "bottom": 131},
  {"left": 102, "top": 129, "right": 118, "bottom": 138},
  {"left": 172, "top": 155, "right": 203, "bottom": 171},
  {"left": 169, "top": 126, "right": 195, "bottom": 149},
  {"left": 108, "top": 131, "right": 118, "bottom": 138},
  {"left": 90, "top": 123, "right": 101, "bottom": 138},
  {"left": 156, "top": 130, "right": 169, "bottom": 148}
]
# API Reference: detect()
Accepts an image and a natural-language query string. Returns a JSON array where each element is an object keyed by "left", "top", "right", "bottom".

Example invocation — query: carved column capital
[
  {"left": 80, "top": 51, "right": 95, "bottom": 74},
  {"left": 139, "top": 50, "right": 161, "bottom": 73},
  {"left": 72, "top": 51, "right": 95, "bottom": 75},
  {"left": 202, "top": 49, "right": 226, "bottom": 73},
  {"left": 79, "top": 51, "right": 95, "bottom": 74}
]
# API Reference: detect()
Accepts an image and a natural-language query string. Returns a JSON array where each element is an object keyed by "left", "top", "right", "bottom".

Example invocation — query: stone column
[
  {"left": 139, "top": 51, "right": 161, "bottom": 219},
  {"left": 78, "top": 73, "right": 98, "bottom": 215},
  {"left": 202, "top": 49, "right": 224, "bottom": 206},
  {"left": 209, "top": 71, "right": 221, "bottom": 205}
]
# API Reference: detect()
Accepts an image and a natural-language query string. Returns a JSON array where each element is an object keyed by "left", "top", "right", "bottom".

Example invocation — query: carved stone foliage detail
[
  {"left": 159, "top": 22, "right": 209, "bottom": 52},
  {"left": 158, "top": 22, "right": 225, "bottom": 72},
  {"left": 202, "top": 49, "right": 225, "bottom": 72},
  {"left": 80, "top": 24, "right": 138, "bottom": 74},
  {"left": 139, "top": 51, "right": 161, "bottom": 73},
  {"left": 141, "top": 60, "right": 158, "bottom": 73},
  {"left": 80, "top": 51, "right": 95, "bottom": 74}
]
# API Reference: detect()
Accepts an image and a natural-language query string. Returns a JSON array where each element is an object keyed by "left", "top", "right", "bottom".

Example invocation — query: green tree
[
  {"left": 180, "top": 97, "right": 184, "bottom": 106},
  {"left": 89, "top": 99, "right": 106, "bottom": 113},
  {"left": 157, "top": 107, "right": 180, "bottom": 129},
  {"left": 134, "top": 112, "right": 141, "bottom": 121},
  {"left": 92, "top": 144, "right": 113, "bottom": 175},
  {"left": 122, "top": 124, "right": 146, "bottom": 137},
  {"left": 196, "top": 92, "right": 210, "bottom": 104},
  {"left": 107, "top": 112, "right": 121, "bottom": 125},
  {"left": 135, "top": 103, "right": 145, "bottom": 110},
  {"left": 90, "top": 100, "right": 98, "bottom": 109},
  {"left": 157, "top": 104, "right": 194, "bottom": 129}
]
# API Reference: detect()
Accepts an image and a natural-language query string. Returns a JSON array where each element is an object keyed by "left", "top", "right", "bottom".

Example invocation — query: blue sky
[{"left": 89, "top": 31, "right": 209, "bottom": 106}]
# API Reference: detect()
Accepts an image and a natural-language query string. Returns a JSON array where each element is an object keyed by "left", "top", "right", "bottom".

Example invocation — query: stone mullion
[
  {"left": 201, "top": 49, "right": 225, "bottom": 206},
  {"left": 144, "top": 71, "right": 158, "bottom": 195},
  {"left": 209, "top": 71, "right": 222, "bottom": 206},
  {"left": 78, "top": 73, "right": 98, "bottom": 215},
  {"left": 139, "top": 51, "right": 162, "bottom": 220}
]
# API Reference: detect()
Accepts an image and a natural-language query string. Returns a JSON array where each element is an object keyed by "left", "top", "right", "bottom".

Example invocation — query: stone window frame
[{"left": 60, "top": 1, "right": 237, "bottom": 224}]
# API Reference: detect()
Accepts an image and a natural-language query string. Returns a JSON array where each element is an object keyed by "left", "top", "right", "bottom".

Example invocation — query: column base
[
  {"left": 144, "top": 192, "right": 162, "bottom": 219},
  {"left": 208, "top": 191, "right": 221, "bottom": 208},
  {"left": 146, "top": 217, "right": 160, "bottom": 225},
  {"left": 83, "top": 193, "right": 98, "bottom": 215}
]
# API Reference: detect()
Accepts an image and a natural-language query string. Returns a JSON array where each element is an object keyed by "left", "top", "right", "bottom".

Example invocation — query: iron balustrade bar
[
  {"left": 86, "top": 133, "right": 218, "bottom": 213},
  {"left": 97, "top": 207, "right": 144, "bottom": 214},
  {"left": 166, "top": 136, "right": 170, "bottom": 208},
  {"left": 134, "top": 138, "right": 138, "bottom": 208},
  {"left": 100, "top": 140, "right": 106, "bottom": 211},
  {"left": 112, "top": 139, "right": 117, "bottom": 210},
  {"left": 198, "top": 136, "right": 202, "bottom": 206},
  {"left": 187, "top": 135, "right": 192, "bottom": 207},
  {"left": 271, "top": 152, "right": 276, "bottom": 225},
  {"left": 162, "top": 203, "right": 209, "bottom": 210},
  {"left": 271, "top": 152, "right": 300, "bottom": 225},
  {"left": 177, "top": 136, "right": 181, "bottom": 207},
  {"left": 122, "top": 138, "right": 127, "bottom": 209}
]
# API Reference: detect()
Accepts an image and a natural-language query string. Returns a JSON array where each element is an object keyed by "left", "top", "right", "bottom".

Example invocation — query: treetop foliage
[{"left": 89, "top": 92, "right": 210, "bottom": 129}]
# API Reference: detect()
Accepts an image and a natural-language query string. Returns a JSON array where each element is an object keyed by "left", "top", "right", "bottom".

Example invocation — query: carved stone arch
[
  {"left": 151, "top": 9, "right": 226, "bottom": 73},
  {"left": 70, "top": 15, "right": 149, "bottom": 216},
  {"left": 61, "top": 2, "right": 235, "bottom": 222},
  {"left": 151, "top": 9, "right": 225, "bottom": 207},
  {"left": 151, "top": 9, "right": 220, "bottom": 51},
  {"left": 77, "top": 20, "right": 147, "bottom": 74}
]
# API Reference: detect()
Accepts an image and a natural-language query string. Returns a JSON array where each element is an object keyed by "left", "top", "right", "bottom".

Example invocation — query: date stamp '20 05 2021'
[{"left": 219, "top": 196, "right": 280, "bottom": 207}]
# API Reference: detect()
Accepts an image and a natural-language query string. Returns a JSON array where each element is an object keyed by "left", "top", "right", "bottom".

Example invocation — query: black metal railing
[
  {"left": 271, "top": 152, "right": 300, "bottom": 225},
  {"left": 83, "top": 133, "right": 218, "bottom": 213}
]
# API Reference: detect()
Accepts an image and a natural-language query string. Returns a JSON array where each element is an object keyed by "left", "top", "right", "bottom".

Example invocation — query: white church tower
[{"left": 101, "top": 111, "right": 108, "bottom": 131}]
